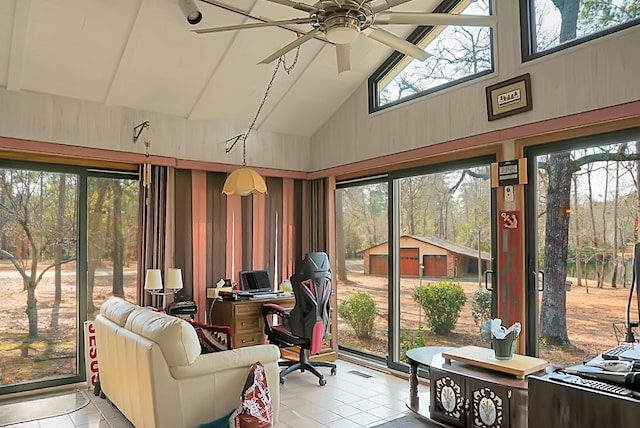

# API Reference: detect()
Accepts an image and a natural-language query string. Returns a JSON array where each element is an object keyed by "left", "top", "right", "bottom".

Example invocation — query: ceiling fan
[{"left": 194, "top": 0, "right": 495, "bottom": 73}]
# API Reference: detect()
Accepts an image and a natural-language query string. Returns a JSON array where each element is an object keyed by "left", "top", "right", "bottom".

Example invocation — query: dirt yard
[
  {"left": 0, "top": 261, "right": 137, "bottom": 385},
  {"left": 1, "top": 259, "right": 638, "bottom": 385},
  {"left": 337, "top": 269, "right": 638, "bottom": 367}
]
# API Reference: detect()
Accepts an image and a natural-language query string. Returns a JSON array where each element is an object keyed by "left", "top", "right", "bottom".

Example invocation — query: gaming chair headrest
[{"left": 299, "top": 252, "right": 331, "bottom": 279}]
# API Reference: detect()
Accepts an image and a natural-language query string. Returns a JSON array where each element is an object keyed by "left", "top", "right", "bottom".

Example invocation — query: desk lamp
[{"left": 144, "top": 268, "right": 184, "bottom": 309}]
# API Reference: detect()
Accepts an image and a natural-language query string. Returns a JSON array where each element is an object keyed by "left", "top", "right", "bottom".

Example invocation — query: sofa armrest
[{"left": 169, "top": 344, "right": 280, "bottom": 379}]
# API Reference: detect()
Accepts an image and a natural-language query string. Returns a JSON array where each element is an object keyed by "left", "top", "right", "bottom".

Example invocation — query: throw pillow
[
  {"left": 233, "top": 361, "right": 273, "bottom": 428},
  {"left": 187, "top": 320, "right": 232, "bottom": 353}
]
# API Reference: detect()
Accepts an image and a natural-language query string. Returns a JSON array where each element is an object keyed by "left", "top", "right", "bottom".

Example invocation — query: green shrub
[
  {"left": 471, "top": 290, "right": 492, "bottom": 329},
  {"left": 412, "top": 281, "right": 467, "bottom": 335},
  {"left": 338, "top": 293, "right": 377, "bottom": 339},
  {"left": 399, "top": 323, "right": 427, "bottom": 363}
]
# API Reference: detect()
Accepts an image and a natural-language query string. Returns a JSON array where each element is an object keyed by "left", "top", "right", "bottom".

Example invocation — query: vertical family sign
[{"left": 497, "top": 211, "right": 523, "bottom": 328}]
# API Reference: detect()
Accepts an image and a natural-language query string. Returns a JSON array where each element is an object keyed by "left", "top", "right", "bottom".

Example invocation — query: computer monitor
[{"left": 239, "top": 270, "right": 272, "bottom": 293}]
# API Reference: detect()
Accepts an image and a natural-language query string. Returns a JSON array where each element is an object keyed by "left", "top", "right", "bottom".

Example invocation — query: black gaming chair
[{"left": 262, "top": 252, "right": 337, "bottom": 386}]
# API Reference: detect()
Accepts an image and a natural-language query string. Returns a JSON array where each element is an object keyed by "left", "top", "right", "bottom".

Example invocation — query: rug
[
  {"left": 0, "top": 390, "right": 89, "bottom": 426},
  {"left": 372, "top": 414, "right": 444, "bottom": 428}
]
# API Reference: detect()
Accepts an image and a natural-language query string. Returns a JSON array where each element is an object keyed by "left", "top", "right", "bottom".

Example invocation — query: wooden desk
[{"left": 210, "top": 296, "right": 295, "bottom": 349}]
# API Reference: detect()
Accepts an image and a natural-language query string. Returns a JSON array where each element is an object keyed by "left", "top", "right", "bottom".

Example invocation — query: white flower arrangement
[{"left": 480, "top": 318, "right": 521, "bottom": 341}]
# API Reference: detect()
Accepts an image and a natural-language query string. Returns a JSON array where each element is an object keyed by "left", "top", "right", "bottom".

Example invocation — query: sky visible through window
[{"left": 378, "top": 0, "right": 491, "bottom": 107}]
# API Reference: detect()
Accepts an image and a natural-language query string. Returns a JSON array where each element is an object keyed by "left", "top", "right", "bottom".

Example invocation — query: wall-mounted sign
[
  {"left": 497, "top": 211, "right": 523, "bottom": 330},
  {"left": 486, "top": 74, "right": 533, "bottom": 121}
]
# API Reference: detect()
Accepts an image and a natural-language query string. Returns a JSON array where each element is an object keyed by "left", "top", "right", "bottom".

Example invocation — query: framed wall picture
[{"left": 485, "top": 74, "right": 532, "bottom": 121}]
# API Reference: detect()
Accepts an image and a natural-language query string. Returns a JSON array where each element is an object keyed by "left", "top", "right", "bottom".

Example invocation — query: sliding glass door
[
  {"left": 391, "top": 161, "right": 494, "bottom": 368},
  {"left": 0, "top": 161, "right": 138, "bottom": 394},
  {"left": 335, "top": 180, "right": 389, "bottom": 362},
  {"left": 335, "top": 157, "right": 495, "bottom": 370}
]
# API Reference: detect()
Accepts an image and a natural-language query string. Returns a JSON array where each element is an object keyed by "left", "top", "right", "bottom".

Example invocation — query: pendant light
[{"left": 222, "top": 45, "right": 300, "bottom": 196}]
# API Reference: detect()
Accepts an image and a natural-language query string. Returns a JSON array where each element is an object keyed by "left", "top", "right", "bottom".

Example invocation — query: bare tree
[{"left": 0, "top": 170, "right": 75, "bottom": 345}]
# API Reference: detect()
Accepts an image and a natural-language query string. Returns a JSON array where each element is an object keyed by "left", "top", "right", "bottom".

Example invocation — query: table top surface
[
  {"left": 406, "top": 346, "right": 454, "bottom": 366},
  {"left": 442, "top": 346, "right": 549, "bottom": 379}
]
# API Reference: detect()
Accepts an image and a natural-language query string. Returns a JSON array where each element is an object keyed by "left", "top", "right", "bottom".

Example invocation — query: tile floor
[{"left": 1, "top": 359, "right": 431, "bottom": 428}]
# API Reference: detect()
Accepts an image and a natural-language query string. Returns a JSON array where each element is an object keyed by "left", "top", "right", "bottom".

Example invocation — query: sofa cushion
[
  {"left": 125, "top": 308, "right": 201, "bottom": 367},
  {"left": 100, "top": 296, "right": 139, "bottom": 327}
]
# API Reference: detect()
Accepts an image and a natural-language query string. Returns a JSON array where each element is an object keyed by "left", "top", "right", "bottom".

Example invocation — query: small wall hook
[{"left": 133, "top": 121, "right": 150, "bottom": 143}]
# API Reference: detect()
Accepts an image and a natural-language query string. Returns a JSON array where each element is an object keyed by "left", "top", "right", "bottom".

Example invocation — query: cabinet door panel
[
  {"left": 467, "top": 378, "right": 511, "bottom": 428},
  {"left": 430, "top": 368, "right": 466, "bottom": 427}
]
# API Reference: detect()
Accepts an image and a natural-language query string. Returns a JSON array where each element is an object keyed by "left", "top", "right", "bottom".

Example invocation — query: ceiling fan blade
[
  {"left": 375, "top": 13, "right": 496, "bottom": 27},
  {"left": 265, "top": 0, "right": 316, "bottom": 13},
  {"left": 193, "top": 18, "right": 312, "bottom": 34},
  {"left": 336, "top": 43, "right": 351, "bottom": 74},
  {"left": 363, "top": 28, "right": 430, "bottom": 61},
  {"left": 259, "top": 28, "right": 321, "bottom": 64},
  {"left": 367, "top": 0, "right": 414, "bottom": 14}
]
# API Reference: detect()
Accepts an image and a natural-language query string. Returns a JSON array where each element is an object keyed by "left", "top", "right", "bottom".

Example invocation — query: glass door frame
[
  {"left": 0, "top": 159, "right": 138, "bottom": 395},
  {"left": 387, "top": 154, "right": 498, "bottom": 373},
  {"left": 523, "top": 126, "right": 640, "bottom": 357}
]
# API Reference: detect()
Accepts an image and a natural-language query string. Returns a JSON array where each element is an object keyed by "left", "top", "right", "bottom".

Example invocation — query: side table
[{"left": 406, "top": 346, "right": 453, "bottom": 412}]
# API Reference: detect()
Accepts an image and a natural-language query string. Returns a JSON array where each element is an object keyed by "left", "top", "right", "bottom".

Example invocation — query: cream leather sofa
[{"left": 95, "top": 296, "right": 281, "bottom": 428}]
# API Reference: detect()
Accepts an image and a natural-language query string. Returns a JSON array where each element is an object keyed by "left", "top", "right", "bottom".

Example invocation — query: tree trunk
[
  {"left": 598, "top": 161, "right": 610, "bottom": 288},
  {"left": 54, "top": 174, "right": 66, "bottom": 303},
  {"left": 612, "top": 162, "right": 620, "bottom": 288},
  {"left": 112, "top": 182, "right": 124, "bottom": 297},
  {"left": 335, "top": 190, "right": 347, "bottom": 281},
  {"left": 540, "top": 152, "right": 572, "bottom": 345},
  {"left": 586, "top": 166, "right": 600, "bottom": 287},
  {"left": 26, "top": 278, "right": 38, "bottom": 339},
  {"left": 572, "top": 175, "right": 582, "bottom": 286}
]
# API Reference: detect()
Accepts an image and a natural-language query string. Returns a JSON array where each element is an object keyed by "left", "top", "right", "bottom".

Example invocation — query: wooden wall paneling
[
  {"left": 174, "top": 170, "right": 193, "bottom": 301},
  {"left": 252, "top": 193, "right": 266, "bottom": 272},
  {"left": 191, "top": 170, "right": 207, "bottom": 322},
  {"left": 241, "top": 196, "right": 253, "bottom": 272},
  {"left": 226, "top": 195, "right": 243, "bottom": 285},
  {"left": 206, "top": 172, "right": 227, "bottom": 289},
  {"left": 282, "top": 178, "right": 295, "bottom": 282}
]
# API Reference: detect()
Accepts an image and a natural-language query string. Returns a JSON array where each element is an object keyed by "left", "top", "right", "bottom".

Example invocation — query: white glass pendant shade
[{"left": 222, "top": 167, "right": 268, "bottom": 196}]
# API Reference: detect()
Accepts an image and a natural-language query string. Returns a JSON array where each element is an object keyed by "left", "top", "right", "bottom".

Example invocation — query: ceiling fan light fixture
[
  {"left": 324, "top": 16, "right": 360, "bottom": 44},
  {"left": 222, "top": 167, "right": 268, "bottom": 196}
]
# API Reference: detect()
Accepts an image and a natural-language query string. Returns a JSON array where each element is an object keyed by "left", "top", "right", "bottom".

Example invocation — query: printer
[{"left": 167, "top": 300, "right": 198, "bottom": 319}]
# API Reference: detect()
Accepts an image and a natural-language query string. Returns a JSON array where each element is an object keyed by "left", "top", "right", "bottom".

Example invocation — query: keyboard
[
  {"left": 247, "top": 293, "right": 280, "bottom": 300},
  {"left": 602, "top": 344, "right": 635, "bottom": 360}
]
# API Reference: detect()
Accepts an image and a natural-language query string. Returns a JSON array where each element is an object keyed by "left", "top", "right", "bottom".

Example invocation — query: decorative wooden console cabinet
[{"left": 428, "top": 346, "right": 547, "bottom": 428}]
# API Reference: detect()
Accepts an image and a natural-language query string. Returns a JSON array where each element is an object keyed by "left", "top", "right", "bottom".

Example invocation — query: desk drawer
[
  {"left": 235, "top": 332, "right": 264, "bottom": 348},
  {"left": 234, "top": 316, "right": 261, "bottom": 334}
]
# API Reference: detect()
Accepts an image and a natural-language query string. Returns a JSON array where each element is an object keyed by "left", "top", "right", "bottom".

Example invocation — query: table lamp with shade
[{"left": 144, "top": 268, "right": 184, "bottom": 309}]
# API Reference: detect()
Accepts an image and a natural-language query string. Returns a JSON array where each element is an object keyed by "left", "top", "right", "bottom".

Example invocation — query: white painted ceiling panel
[
  {"left": 0, "top": 0, "right": 451, "bottom": 138},
  {"left": 21, "top": 0, "right": 139, "bottom": 102}
]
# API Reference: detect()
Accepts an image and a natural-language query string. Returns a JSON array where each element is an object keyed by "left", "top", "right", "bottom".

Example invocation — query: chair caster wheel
[
  {"left": 331, "top": 367, "right": 337, "bottom": 375},
  {"left": 319, "top": 378, "right": 327, "bottom": 386},
  {"left": 280, "top": 377, "right": 285, "bottom": 385}
]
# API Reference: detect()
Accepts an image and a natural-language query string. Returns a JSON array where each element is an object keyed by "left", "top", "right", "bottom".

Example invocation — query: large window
[
  {"left": 370, "top": 0, "right": 493, "bottom": 111},
  {"left": 521, "top": 0, "right": 640, "bottom": 60},
  {"left": 0, "top": 160, "right": 138, "bottom": 395},
  {"left": 336, "top": 158, "right": 495, "bottom": 371}
]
